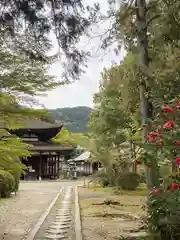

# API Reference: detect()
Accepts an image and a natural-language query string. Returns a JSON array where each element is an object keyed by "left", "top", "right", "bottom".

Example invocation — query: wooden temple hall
[{"left": 9, "top": 120, "right": 74, "bottom": 180}]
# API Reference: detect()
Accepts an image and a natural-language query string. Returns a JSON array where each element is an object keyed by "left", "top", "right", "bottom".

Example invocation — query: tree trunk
[
  {"left": 132, "top": 141, "right": 137, "bottom": 172},
  {"left": 130, "top": 140, "right": 136, "bottom": 172},
  {"left": 135, "top": 0, "right": 159, "bottom": 189}
]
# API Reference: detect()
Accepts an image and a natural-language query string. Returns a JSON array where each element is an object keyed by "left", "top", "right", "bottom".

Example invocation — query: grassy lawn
[
  {"left": 79, "top": 184, "right": 147, "bottom": 240},
  {"left": 82, "top": 182, "right": 148, "bottom": 196}
]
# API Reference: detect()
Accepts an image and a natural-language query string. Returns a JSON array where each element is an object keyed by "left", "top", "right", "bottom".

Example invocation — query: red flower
[
  {"left": 163, "top": 121, "right": 176, "bottom": 129},
  {"left": 147, "top": 135, "right": 154, "bottom": 143},
  {"left": 147, "top": 132, "right": 160, "bottom": 143},
  {"left": 176, "top": 158, "right": 180, "bottom": 165},
  {"left": 150, "top": 132, "right": 159, "bottom": 138},
  {"left": 171, "top": 183, "right": 179, "bottom": 190},
  {"left": 152, "top": 188, "right": 159, "bottom": 194},
  {"left": 175, "top": 140, "right": 180, "bottom": 147},
  {"left": 163, "top": 105, "right": 174, "bottom": 113}
]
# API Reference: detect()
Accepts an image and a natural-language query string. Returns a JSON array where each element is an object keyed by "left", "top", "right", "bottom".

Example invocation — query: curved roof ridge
[{"left": 20, "top": 119, "right": 62, "bottom": 129}]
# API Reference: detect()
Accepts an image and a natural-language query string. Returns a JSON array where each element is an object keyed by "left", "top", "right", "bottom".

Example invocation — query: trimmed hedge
[
  {"left": 9, "top": 172, "right": 20, "bottom": 192},
  {"left": 117, "top": 172, "right": 140, "bottom": 190},
  {"left": 0, "top": 170, "right": 15, "bottom": 198}
]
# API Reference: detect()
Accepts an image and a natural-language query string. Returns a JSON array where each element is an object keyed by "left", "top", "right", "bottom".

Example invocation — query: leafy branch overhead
[{"left": 0, "top": 0, "right": 100, "bottom": 80}]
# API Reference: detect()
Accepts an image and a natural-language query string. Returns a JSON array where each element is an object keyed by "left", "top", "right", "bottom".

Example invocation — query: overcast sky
[{"left": 38, "top": 0, "right": 125, "bottom": 110}]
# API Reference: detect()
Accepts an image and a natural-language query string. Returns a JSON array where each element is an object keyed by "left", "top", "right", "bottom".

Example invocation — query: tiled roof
[
  {"left": 0, "top": 119, "right": 63, "bottom": 129},
  {"left": 27, "top": 144, "right": 74, "bottom": 152},
  {"left": 15, "top": 119, "right": 62, "bottom": 129}
]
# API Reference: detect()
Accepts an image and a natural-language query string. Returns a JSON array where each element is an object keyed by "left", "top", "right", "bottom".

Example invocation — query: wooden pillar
[
  {"left": 51, "top": 156, "right": 54, "bottom": 176},
  {"left": 53, "top": 157, "right": 56, "bottom": 177},
  {"left": 54, "top": 156, "right": 57, "bottom": 177},
  {"left": 39, "top": 153, "right": 42, "bottom": 180},
  {"left": 53, "top": 157, "right": 55, "bottom": 177},
  {"left": 48, "top": 157, "right": 50, "bottom": 175},
  {"left": 57, "top": 154, "right": 60, "bottom": 177},
  {"left": 42, "top": 155, "right": 44, "bottom": 178},
  {"left": 46, "top": 157, "right": 48, "bottom": 175},
  {"left": 51, "top": 157, "right": 53, "bottom": 175},
  {"left": 49, "top": 153, "right": 52, "bottom": 176},
  {"left": 49, "top": 157, "right": 52, "bottom": 175},
  {"left": 56, "top": 156, "right": 59, "bottom": 174},
  {"left": 44, "top": 157, "right": 46, "bottom": 176}
]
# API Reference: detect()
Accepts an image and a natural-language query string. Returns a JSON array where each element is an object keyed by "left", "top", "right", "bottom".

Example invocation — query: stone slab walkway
[{"left": 0, "top": 181, "right": 65, "bottom": 240}]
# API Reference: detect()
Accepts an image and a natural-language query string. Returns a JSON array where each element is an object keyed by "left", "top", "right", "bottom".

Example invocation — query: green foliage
[
  {"left": 0, "top": 48, "right": 59, "bottom": 96},
  {"left": 3, "top": 158, "right": 25, "bottom": 192},
  {"left": 0, "top": 129, "right": 28, "bottom": 193},
  {"left": 88, "top": 55, "right": 142, "bottom": 178},
  {"left": 88, "top": 66, "right": 133, "bottom": 147},
  {"left": 53, "top": 127, "right": 76, "bottom": 146},
  {"left": 0, "top": 170, "right": 15, "bottom": 198},
  {"left": 94, "top": 169, "right": 111, "bottom": 187},
  {"left": 139, "top": 168, "right": 146, "bottom": 184},
  {"left": 159, "top": 166, "right": 171, "bottom": 179},
  {"left": 0, "top": 0, "right": 98, "bottom": 80},
  {"left": 53, "top": 127, "right": 91, "bottom": 148},
  {"left": 96, "top": 172, "right": 109, "bottom": 187},
  {"left": 148, "top": 190, "right": 180, "bottom": 238},
  {"left": 117, "top": 172, "right": 140, "bottom": 190},
  {"left": 0, "top": 25, "right": 65, "bottom": 195},
  {"left": 49, "top": 107, "right": 92, "bottom": 133},
  {"left": 88, "top": 1, "right": 180, "bottom": 237}
]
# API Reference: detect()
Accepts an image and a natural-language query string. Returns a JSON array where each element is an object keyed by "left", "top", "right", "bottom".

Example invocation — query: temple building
[
  {"left": 67, "top": 151, "right": 99, "bottom": 177},
  {"left": 8, "top": 120, "right": 75, "bottom": 180}
]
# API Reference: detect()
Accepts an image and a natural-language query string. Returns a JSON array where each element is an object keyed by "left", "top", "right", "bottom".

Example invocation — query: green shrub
[
  {"left": 0, "top": 158, "right": 25, "bottom": 193},
  {"left": 117, "top": 172, "right": 140, "bottom": 190},
  {"left": 148, "top": 189, "right": 180, "bottom": 238},
  {"left": 6, "top": 170, "right": 21, "bottom": 193},
  {"left": 94, "top": 170, "right": 110, "bottom": 187},
  {"left": 11, "top": 174, "right": 20, "bottom": 192},
  {"left": 139, "top": 169, "right": 146, "bottom": 183},
  {"left": 0, "top": 170, "right": 15, "bottom": 198}
]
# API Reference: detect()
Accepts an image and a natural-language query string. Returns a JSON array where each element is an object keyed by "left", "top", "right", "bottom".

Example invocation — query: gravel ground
[
  {"left": 0, "top": 181, "right": 69, "bottom": 240},
  {"left": 79, "top": 187, "right": 146, "bottom": 240}
]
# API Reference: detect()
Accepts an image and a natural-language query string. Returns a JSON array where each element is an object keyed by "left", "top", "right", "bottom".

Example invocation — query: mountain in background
[{"left": 49, "top": 106, "right": 93, "bottom": 133}]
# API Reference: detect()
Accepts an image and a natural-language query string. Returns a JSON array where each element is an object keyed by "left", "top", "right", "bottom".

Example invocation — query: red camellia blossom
[
  {"left": 175, "top": 140, "right": 180, "bottom": 147},
  {"left": 163, "top": 105, "right": 174, "bottom": 113},
  {"left": 150, "top": 132, "right": 159, "bottom": 138},
  {"left": 163, "top": 121, "right": 176, "bottom": 129},
  {"left": 176, "top": 158, "right": 180, "bottom": 165},
  {"left": 171, "top": 183, "right": 179, "bottom": 190},
  {"left": 147, "top": 131, "right": 160, "bottom": 143},
  {"left": 147, "top": 136, "right": 155, "bottom": 143},
  {"left": 152, "top": 188, "right": 159, "bottom": 194}
]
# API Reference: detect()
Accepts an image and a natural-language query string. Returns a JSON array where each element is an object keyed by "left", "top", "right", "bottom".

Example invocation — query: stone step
[
  {"left": 46, "top": 228, "right": 68, "bottom": 235},
  {"left": 119, "top": 232, "right": 149, "bottom": 239}
]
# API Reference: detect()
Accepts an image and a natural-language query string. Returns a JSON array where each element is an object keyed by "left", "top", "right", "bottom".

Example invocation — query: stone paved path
[{"left": 0, "top": 181, "right": 79, "bottom": 240}]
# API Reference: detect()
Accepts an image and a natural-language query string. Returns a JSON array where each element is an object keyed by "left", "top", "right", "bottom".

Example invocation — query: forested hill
[{"left": 49, "top": 106, "right": 93, "bottom": 133}]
